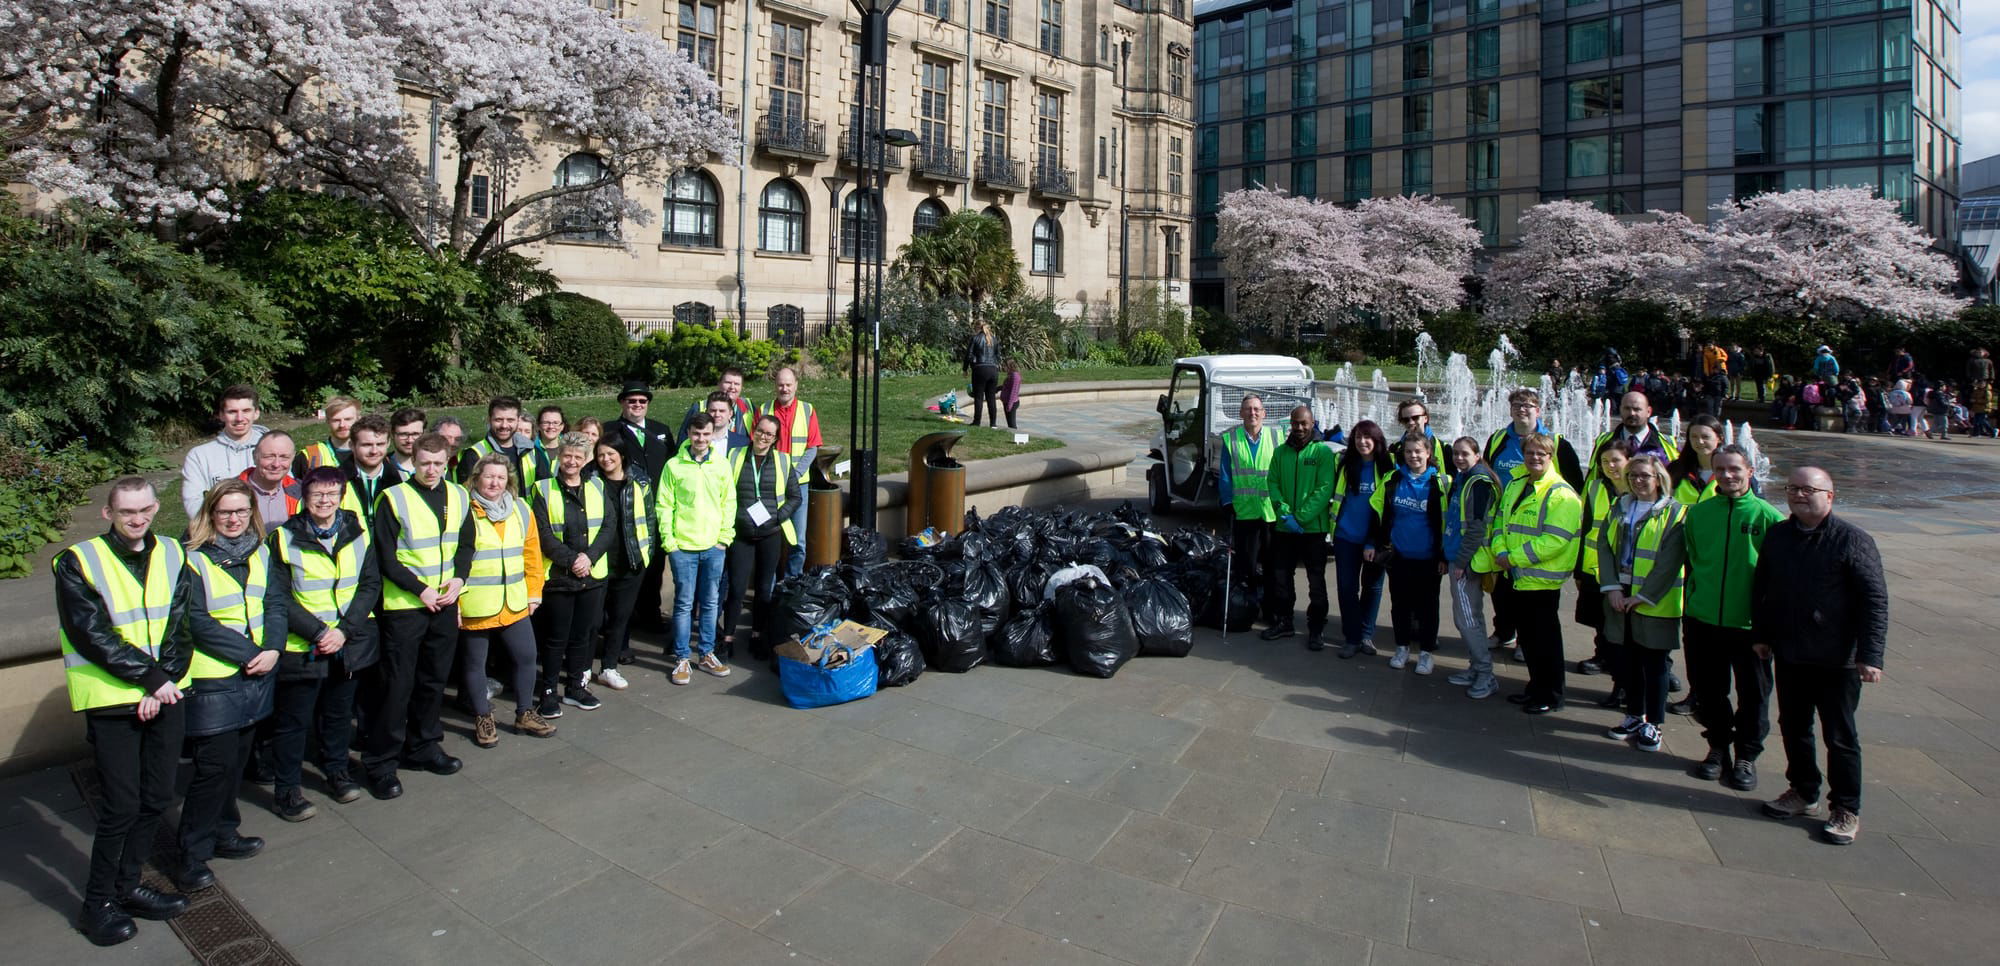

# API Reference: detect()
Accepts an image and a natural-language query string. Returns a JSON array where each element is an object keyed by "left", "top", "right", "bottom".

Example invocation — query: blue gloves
[{"left": 1279, "top": 514, "right": 1303, "bottom": 534}]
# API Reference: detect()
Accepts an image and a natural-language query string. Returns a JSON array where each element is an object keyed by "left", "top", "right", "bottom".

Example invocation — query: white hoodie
[{"left": 180, "top": 425, "right": 270, "bottom": 516}]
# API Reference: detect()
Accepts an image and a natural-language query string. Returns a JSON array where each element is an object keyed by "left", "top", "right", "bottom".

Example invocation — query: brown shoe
[
  {"left": 670, "top": 660, "right": 692, "bottom": 686},
  {"left": 514, "top": 710, "right": 557, "bottom": 738},
  {"left": 697, "top": 653, "right": 731, "bottom": 678},
  {"left": 1762, "top": 788, "right": 1826, "bottom": 820},
  {"left": 473, "top": 713, "right": 499, "bottom": 748}
]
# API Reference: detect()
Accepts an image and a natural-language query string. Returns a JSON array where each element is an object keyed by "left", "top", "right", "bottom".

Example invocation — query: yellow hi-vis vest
[
  {"left": 460, "top": 505, "right": 534, "bottom": 619},
  {"left": 533, "top": 477, "right": 609, "bottom": 579},
  {"left": 302, "top": 440, "right": 342, "bottom": 470},
  {"left": 1461, "top": 471, "right": 1504, "bottom": 574},
  {"left": 1604, "top": 501, "right": 1687, "bottom": 619},
  {"left": 340, "top": 472, "right": 393, "bottom": 533},
  {"left": 757, "top": 400, "right": 816, "bottom": 481},
  {"left": 1490, "top": 467, "right": 1583, "bottom": 590},
  {"left": 274, "top": 526, "right": 369, "bottom": 653},
  {"left": 1222, "top": 425, "right": 1279, "bottom": 522},
  {"left": 1576, "top": 477, "right": 1618, "bottom": 581},
  {"left": 729, "top": 448, "right": 796, "bottom": 544},
  {"left": 380, "top": 481, "right": 469, "bottom": 610},
  {"left": 625, "top": 477, "right": 656, "bottom": 568},
  {"left": 186, "top": 546, "right": 270, "bottom": 678},
  {"left": 56, "top": 536, "right": 193, "bottom": 711}
]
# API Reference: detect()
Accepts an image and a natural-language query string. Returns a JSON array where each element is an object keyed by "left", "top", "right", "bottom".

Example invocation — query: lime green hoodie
[
  {"left": 654, "top": 440, "right": 737, "bottom": 553},
  {"left": 1681, "top": 491, "right": 1783, "bottom": 629}
]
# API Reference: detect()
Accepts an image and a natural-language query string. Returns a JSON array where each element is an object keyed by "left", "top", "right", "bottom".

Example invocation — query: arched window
[
  {"left": 757, "top": 179, "right": 807, "bottom": 253},
  {"left": 1031, "top": 214, "right": 1062, "bottom": 274},
  {"left": 663, "top": 169, "right": 721, "bottom": 248},
  {"left": 768, "top": 304, "right": 805, "bottom": 347},
  {"left": 913, "top": 198, "right": 949, "bottom": 236},
  {"left": 840, "top": 189, "right": 884, "bottom": 259},
  {"left": 674, "top": 302, "right": 715, "bottom": 328},
  {"left": 554, "top": 152, "right": 621, "bottom": 242},
  {"left": 982, "top": 204, "right": 1009, "bottom": 236}
]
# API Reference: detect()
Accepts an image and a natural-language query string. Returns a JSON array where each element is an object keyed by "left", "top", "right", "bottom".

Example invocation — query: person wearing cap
[
  {"left": 610, "top": 381, "right": 676, "bottom": 629},
  {"left": 1810, "top": 346, "right": 1841, "bottom": 384}
]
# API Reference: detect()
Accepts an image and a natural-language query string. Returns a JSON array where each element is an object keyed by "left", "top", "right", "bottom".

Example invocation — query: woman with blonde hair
[
  {"left": 965, "top": 319, "right": 1003, "bottom": 428},
  {"left": 175, "top": 480, "right": 288, "bottom": 891},
  {"left": 460, "top": 454, "right": 555, "bottom": 745},
  {"left": 1596, "top": 453, "right": 1686, "bottom": 752}
]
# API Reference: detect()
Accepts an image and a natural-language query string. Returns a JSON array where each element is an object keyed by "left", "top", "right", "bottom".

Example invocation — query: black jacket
[
  {"left": 1751, "top": 513, "right": 1888, "bottom": 669},
  {"left": 372, "top": 478, "right": 479, "bottom": 602},
  {"left": 610, "top": 416, "right": 677, "bottom": 484},
  {"left": 732, "top": 448, "right": 803, "bottom": 541},
  {"left": 601, "top": 476, "right": 653, "bottom": 574},
  {"left": 535, "top": 478, "right": 618, "bottom": 593},
  {"left": 277, "top": 511, "right": 383, "bottom": 679},
  {"left": 340, "top": 455, "right": 404, "bottom": 514},
  {"left": 184, "top": 542, "right": 287, "bottom": 736},
  {"left": 965, "top": 332, "right": 1001, "bottom": 369},
  {"left": 53, "top": 531, "right": 196, "bottom": 710}
]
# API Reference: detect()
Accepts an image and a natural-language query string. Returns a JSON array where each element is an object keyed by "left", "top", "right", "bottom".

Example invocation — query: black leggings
[
  {"left": 970, "top": 364, "right": 1000, "bottom": 427},
  {"left": 723, "top": 533, "right": 788, "bottom": 656},
  {"left": 536, "top": 586, "right": 606, "bottom": 694},
  {"left": 1386, "top": 556, "right": 1443, "bottom": 651},
  {"left": 463, "top": 618, "right": 537, "bottom": 716},
  {"left": 599, "top": 570, "right": 646, "bottom": 667}
]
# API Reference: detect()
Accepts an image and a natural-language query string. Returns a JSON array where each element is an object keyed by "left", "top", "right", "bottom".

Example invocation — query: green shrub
[
  {"left": 0, "top": 199, "right": 299, "bottom": 457},
  {"left": 0, "top": 438, "right": 114, "bottom": 578},
  {"left": 1126, "top": 329, "right": 1176, "bottom": 367},
  {"left": 526, "top": 292, "right": 631, "bottom": 385},
  {"left": 633, "top": 323, "right": 784, "bottom": 388}
]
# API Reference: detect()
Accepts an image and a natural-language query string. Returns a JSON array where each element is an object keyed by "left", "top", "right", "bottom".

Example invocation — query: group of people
[
  {"left": 1768, "top": 344, "right": 1996, "bottom": 440},
  {"left": 1222, "top": 386, "right": 1888, "bottom": 847},
  {"left": 62, "top": 369, "right": 824, "bottom": 946}
]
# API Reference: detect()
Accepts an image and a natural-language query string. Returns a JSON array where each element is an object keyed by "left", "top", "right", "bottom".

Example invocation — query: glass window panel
[
  {"left": 1293, "top": 111, "right": 1318, "bottom": 152},
  {"left": 1882, "top": 92, "right": 1911, "bottom": 153},
  {"left": 1344, "top": 153, "right": 1372, "bottom": 201},
  {"left": 1247, "top": 72, "right": 1267, "bottom": 114},
  {"left": 1247, "top": 119, "right": 1266, "bottom": 160},
  {"left": 1345, "top": 102, "right": 1373, "bottom": 147},
  {"left": 1819, "top": 92, "right": 1877, "bottom": 160},
  {"left": 1566, "top": 135, "right": 1613, "bottom": 177},
  {"left": 1467, "top": 139, "right": 1499, "bottom": 183},
  {"left": 1567, "top": 20, "right": 1610, "bottom": 63},
  {"left": 1567, "top": 76, "right": 1623, "bottom": 119},
  {"left": 1294, "top": 63, "right": 1317, "bottom": 103},
  {"left": 1783, "top": 97, "right": 1812, "bottom": 162},
  {"left": 1347, "top": 52, "right": 1372, "bottom": 96},
  {"left": 1293, "top": 160, "right": 1317, "bottom": 197},
  {"left": 1402, "top": 147, "right": 1431, "bottom": 194},
  {"left": 1470, "top": 28, "right": 1499, "bottom": 76},
  {"left": 1734, "top": 37, "right": 1765, "bottom": 97},
  {"left": 1824, "top": 22, "right": 1877, "bottom": 88},
  {"left": 1468, "top": 83, "right": 1499, "bottom": 129},
  {"left": 1472, "top": 195, "right": 1498, "bottom": 244},
  {"left": 1882, "top": 17, "right": 1911, "bottom": 82}
]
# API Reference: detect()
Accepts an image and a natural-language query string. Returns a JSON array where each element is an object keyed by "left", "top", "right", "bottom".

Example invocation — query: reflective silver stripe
[
  {"left": 1506, "top": 524, "right": 1539, "bottom": 535},
  {"left": 291, "top": 576, "right": 340, "bottom": 591},
  {"left": 1517, "top": 566, "right": 1571, "bottom": 581},
  {"left": 462, "top": 574, "right": 512, "bottom": 587},
  {"left": 63, "top": 652, "right": 100, "bottom": 669},
  {"left": 1633, "top": 549, "right": 1659, "bottom": 561},
  {"left": 66, "top": 541, "right": 168, "bottom": 658},
  {"left": 203, "top": 592, "right": 246, "bottom": 610},
  {"left": 1540, "top": 525, "right": 1576, "bottom": 540},
  {"left": 470, "top": 547, "right": 523, "bottom": 562}
]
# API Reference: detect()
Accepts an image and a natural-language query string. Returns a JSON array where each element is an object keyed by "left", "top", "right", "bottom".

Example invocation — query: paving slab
[
  {"left": 1036, "top": 701, "right": 1205, "bottom": 761},
  {"left": 784, "top": 793, "right": 958, "bottom": 880},
  {"left": 760, "top": 868, "right": 971, "bottom": 966},
  {"left": 653, "top": 826, "right": 838, "bottom": 928},
  {"left": 1000, "top": 790, "right": 1131, "bottom": 860},
  {"left": 1092, "top": 813, "right": 1213, "bottom": 887},
  {"left": 497, "top": 866, "right": 717, "bottom": 966},
  {"left": 928, "top": 915, "right": 1130, "bottom": 966},
  {"left": 1388, "top": 813, "right": 1612, "bottom": 907},
  {"left": 1834, "top": 884, "right": 2000, "bottom": 965},
  {"left": 1088, "top": 757, "right": 1196, "bottom": 814},
  {"left": 1177, "top": 728, "right": 1332, "bottom": 791},
  {"left": 976, "top": 730, "right": 1134, "bottom": 788},
  {"left": 1886, "top": 835, "right": 2000, "bottom": 903},
  {"left": 1193, "top": 904, "right": 1373, "bottom": 966},
  {"left": 1600, "top": 849, "right": 1881, "bottom": 956},
  {"left": 1008, "top": 860, "right": 1223, "bottom": 966},
  {"left": 867, "top": 697, "right": 1023, "bottom": 759},
  {"left": 221, "top": 823, "right": 428, "bottom": 949},
  {"left": 1577, "top": 908, "right": 1757, "bottom": 966},
  {"left": 295, "top": 890, "right": 543, "bottom": 966},
  {"left": 1695, "top": 809, "right": 1947, "bottom": 896},
  {"left": 897, "top": 828, "right": 1059, "bottom": 917},
  {"left": 1406, "top": 876, "right": 1589, "bottom": 966},
  {"left": 669, "top": 920, "right": 831, "bottom": 965},
  {"left": 1320, "top": 753, "right": 1537, "bottom": 831},
  {"left": 1260, "top": 789, "right": 1399, "bottom": 869},
  {"left": 1180, "top": 833, "right": 1413, "bottom": 944},
  {"left": 854, "top": 746, "right": 1051, "bottom": 834},
  {"left": 1528, "top": 788, "right": 1717, "bottom": 864},
  {"left": 1164, "top": 771, "right": 1283, "bottom": 837}
]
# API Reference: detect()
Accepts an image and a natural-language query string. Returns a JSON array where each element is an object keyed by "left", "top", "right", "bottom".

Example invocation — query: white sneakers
[
  {"left": 596, "top": 667, "right": 630, "bottom": 691},
  {"left": 1388, "top": 646, "right": 1410, "bottom": 669}
]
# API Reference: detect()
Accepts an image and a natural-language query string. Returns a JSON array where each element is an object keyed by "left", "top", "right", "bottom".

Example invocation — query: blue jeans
[
  {"left": 785, "top": 495, "right": 809, "bottom": 576},
  {"left": 1333, "top": 538, "right": 1385, "bottom": 649},
  {"left": 670, "top": 546, "right": 726, "bottom": 661}
]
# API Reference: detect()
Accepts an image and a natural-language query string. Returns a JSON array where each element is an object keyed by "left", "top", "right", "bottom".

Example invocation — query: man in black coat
[
  {"left": 609, "top": 380, "right": 676, "bottom": 632},
  {"left": 1751, "top": 466, "right": 1888, "bottom": 846}
]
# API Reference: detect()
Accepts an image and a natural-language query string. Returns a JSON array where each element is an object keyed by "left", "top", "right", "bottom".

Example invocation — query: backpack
[{"left": 1800, "top": 383, "right": 1822, "bottom": 405}]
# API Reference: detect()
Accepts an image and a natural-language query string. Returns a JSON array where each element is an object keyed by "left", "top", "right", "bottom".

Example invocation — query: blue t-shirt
[
  {"left": 1334, "top": 468, "right": 1376, "bottom": 544},
  {"left": 1488, "top": 421, "right": 1549, "bottom": 482},
  {"left": 1387, "top": 467, "right": 1440, "bottom": 560}
]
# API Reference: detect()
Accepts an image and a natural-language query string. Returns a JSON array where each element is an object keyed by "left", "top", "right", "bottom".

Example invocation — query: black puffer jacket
[
  {"left": 184, "top": 542, "right": 288, "bottom": 736},
  {"left": 52, "top": 532, "right": 195, "bottom": 709},
  {"left": 1751, "top": 513, "right": 1888, "bottom": 669}
]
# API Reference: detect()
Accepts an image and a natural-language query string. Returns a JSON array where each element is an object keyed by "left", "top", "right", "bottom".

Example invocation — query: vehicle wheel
[{"left": 1147, "top": 464, "right": 1172, "bottom": 516}]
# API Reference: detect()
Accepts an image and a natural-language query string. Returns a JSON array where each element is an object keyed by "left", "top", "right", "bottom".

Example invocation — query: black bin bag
[
  {"left": 919, "top": 598, "right": 986, "bottom": 673},
  {"left": 1125, "top": 577, "right": 1195, "bottom": 657},
  {"left": 875, "top": 630, "right": 926, "bottom": 687},
  {"left": 1055, "top": 577, "right": 1138, "bottom": 679},
  {"left": 991, "top": 604, "right": 1057, "bottom": 667}
]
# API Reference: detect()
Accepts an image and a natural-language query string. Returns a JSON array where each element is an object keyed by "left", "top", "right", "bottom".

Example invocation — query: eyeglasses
[
  {"left": 752, "top": 430, "right": 778, "bottom": 439},
  {"left": 1399, "top": 414, "right": 1426, "bottom": 423},
  {"left": 214, "top": 508, "right": 253, "bottom": 519},
  {"left": 306, "top": 491, "right": 343, "bottom": 502},
  {"left": 1784, "top": 484, "right": 1832, "bottom": 497}
]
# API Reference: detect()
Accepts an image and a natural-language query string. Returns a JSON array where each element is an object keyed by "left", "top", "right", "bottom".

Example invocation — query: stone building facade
[{"left": 491, "top": 0, "right": 1195, "bottom": 338}]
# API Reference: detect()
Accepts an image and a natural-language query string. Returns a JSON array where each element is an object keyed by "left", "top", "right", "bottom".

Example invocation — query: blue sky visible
[{"left": 1964, "top": 2, "right": 1999, "bottom": 163}]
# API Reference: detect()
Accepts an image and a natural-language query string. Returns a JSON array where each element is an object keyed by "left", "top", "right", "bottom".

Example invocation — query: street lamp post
[
  {"left": 1118, "top": 40, "right": 1132, "bottom": 328},
  {"left": 849, "top": 0, "right": 917, "bottom": 531}
]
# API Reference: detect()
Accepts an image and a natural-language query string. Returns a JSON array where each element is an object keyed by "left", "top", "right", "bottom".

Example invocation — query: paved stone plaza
[{"left": 4, "top": 410, "right": 2000, "bottom": 965}]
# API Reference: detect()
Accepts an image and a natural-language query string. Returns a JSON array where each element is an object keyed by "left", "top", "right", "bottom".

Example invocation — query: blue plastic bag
[{"left": 778, "top": 644, "right": 879, "bottom": 709}]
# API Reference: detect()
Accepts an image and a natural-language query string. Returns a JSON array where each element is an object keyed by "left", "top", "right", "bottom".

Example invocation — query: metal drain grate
[{"left": 70, "top": 761, "right": 301, "bottom": 965}]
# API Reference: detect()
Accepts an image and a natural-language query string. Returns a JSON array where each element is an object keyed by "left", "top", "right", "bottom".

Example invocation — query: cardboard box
[{"left": 774, "top": 620, "right": 887, "bottom": 667}]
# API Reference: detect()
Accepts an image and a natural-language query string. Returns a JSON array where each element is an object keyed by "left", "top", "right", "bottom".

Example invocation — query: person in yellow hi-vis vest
[
  {"left": 363, "top": 433, "right": 476, "bottom": 801},
  {"left": 271, "top": 467, "right": 381, "bottom": 818},
  {"left": 759, "top": 367, "right": 820, "bottom": 577},
  {"left": 592, "top": 434, "right": 654, "bottom": 686},
  {"left": 1595, "top": 453, "right": 1687, "bottom": 755},
  {"left": 460, "top": 453, "right": 553, "bottom": 746},
  {"left": 1488, "top": 433, "right": 1585, "bottom": 714},
  {"left": 173, "top": 480, "right": 287, "bottom": 896},
  {"left": 54, "top": 476, "right": 197, "bottom": 946},
  {"left": 723, "top": 413, "right": 802, "bottom": 662},
  {"left": 531, "top": 432, "right": 617, "bottom": 715},
  {"left": 1218, "top": 394, "right": 1280, "bottom": 629}
]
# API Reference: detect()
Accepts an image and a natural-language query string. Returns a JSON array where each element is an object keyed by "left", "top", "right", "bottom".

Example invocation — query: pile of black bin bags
[{"left": 768, "top": 503, "right": 1248, "bottom": 688}]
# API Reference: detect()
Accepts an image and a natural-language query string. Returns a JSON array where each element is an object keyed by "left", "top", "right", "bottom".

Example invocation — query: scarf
[
  {"left": 472, "top": 489, "right": 515, "bottom": 524},
  {"left": 210, "top": 530, "right": 262, "bottom": 565}
]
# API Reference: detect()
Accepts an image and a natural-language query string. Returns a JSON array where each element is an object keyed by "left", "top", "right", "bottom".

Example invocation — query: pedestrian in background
[{"left": 965, "top": 319, "right": 1003, "bottom": 428}]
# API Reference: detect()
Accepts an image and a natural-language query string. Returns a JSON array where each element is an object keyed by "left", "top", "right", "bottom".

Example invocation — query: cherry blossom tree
[
  {"left": 0, "top": 0, "right": 735, "bottom": 260},
  {"left": 1483, "top": 201, "right": 1700, "bottom": 324},
  {"left": 1694, "top": 186, "right": 1964, "bottom": 326},
  {"left": 1216, "top": 187, "right": 1479, "bottom": 337}
]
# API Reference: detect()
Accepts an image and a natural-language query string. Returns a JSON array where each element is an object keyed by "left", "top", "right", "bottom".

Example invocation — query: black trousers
[
  {"left": 537, "top": 586, "right": 606, "bottom": 694},
  {"left": 1386, "top": 557, "right": 1444, "bottom": 651},
  {"left": 599, "top": 569, "right": 646, "bottom": 667},
  {"left": 362, "top": 607, "right": 459, "bottom": 779},
  {"left": 84, "top": 703, "right": 185, "bottom": 904},
  {"left": 1502, "top": 583, "right": 1565, "bottom": 703},
  {"left": 970, "top": 364, "right": 1000, "bottom": 427},
  {"left": 1685, "top": 618, "right": 1773, "bottom": 759},
  {"left": 178, "top": 722, "right": 254, "bottom": 862},
  {"left": 1230, "top": 517, "right": 1275, "bottom": 621},
  {"left": 1616, "top": 643, "right": 1672, "bottom": 725},
  {"left": 1776, "top": 659, "right": 1864, "bottom": 813},
  {"left": 723, "top": 533, "right": 787, "bottom": 656},
  {"left": 272, "top": 667, "right": 361, "bottom": 792},
  {"left": 1005, "top": 401, "right": 1020, "bottom": 429},
  {"left": 1268, "top": 531, "right": 1329, "bottom": 634},
  {"left": 637, "top": 553, "right": 668, "bottom": 632}
]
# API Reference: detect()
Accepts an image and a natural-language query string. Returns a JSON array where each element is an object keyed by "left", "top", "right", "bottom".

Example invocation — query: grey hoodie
[{"left": 180, "top": 425, "right": 270, "bottom": 516}]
